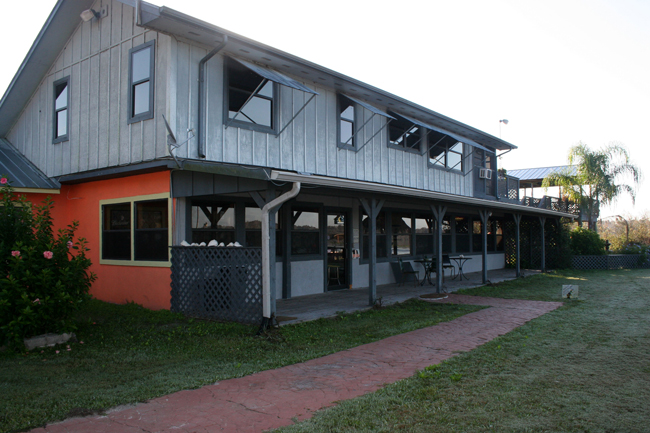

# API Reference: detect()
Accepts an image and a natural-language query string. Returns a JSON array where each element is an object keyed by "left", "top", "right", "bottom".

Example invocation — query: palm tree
[{"left": 542, "top": 142, "right": 641, "bottom": 231}]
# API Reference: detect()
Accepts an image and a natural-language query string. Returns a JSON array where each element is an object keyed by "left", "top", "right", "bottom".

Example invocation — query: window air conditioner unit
[{"left": 479, "top": 168, "right": 492, "bottom": 179}]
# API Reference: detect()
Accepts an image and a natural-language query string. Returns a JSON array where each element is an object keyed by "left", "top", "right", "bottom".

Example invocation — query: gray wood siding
[
  {"left": 6, "top": 0, "right": 472, "bottom": 197},
  {"left": 7, "top": 0, "right": 169, "bottom": 178},
  {"left": 173, "top": 48, "right": 473, "bottom": 196}
]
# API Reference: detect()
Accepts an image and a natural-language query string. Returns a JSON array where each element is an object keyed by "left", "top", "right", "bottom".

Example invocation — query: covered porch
[{"left": 276, "top": 268, "right": 540, "bottom": 325}]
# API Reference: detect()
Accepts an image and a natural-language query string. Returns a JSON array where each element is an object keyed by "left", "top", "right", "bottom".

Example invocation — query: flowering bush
[{"left": 0, "top": 178, "right": 96, "bottom": 350}]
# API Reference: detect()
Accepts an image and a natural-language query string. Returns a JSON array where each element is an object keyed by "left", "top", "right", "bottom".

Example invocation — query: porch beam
[
  {"left": 513, "top": 213, "right": 522, "bottom": 278},
  {"left": 430, "top": 204, "right": 447, "bottom": 294},
  {"left": 360, "top": 197, "right": 384, "bottom": 306},
  {"left": 479, "top": 209, "right": 491, "bottom": 284}
]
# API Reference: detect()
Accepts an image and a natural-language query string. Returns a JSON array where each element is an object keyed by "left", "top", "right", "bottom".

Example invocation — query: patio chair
[
  {"left": 442, "top": 255, "right": 456, "bottom": 279},
  {"left": 397, "top": 258, "right": 420, "bottom": 287}
]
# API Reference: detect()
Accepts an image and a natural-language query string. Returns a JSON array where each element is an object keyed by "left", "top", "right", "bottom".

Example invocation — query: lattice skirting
[
  {"left": 170, "top": 247, "right": 263, "bottom": 324},
  {"left": 572, "top": 254, "right": 650, "bottom": 270}
]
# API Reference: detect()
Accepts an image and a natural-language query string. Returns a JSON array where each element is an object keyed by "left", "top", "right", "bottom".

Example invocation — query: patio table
[
  {"left": 414, "top": 259, "right": 435, "bottom": 285},
  {"left": 449, "top": 256, "right": 472, "bottom": 281}
]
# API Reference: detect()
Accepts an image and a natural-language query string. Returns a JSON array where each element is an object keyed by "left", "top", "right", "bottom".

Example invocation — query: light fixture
[
  {"left": 80, "top": 9, "right": 100, "bottom": 22},
  {"left": 498, "top": 119, "right": 509, "bottom": 138}
]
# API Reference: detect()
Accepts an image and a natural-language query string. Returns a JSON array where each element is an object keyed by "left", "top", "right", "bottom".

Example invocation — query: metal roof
[
  {"left": 508, "top": 166, "right": 577, "bottom": 182},
  {"left": 0, "top": 139, "right": 60, "bottom": 190}
]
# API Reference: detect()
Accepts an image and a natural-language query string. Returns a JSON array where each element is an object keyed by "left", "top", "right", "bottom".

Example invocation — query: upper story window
[
  {"left": 53, "top": 77, "right": 69, "bottom": 143},
  {"left": 128, "top": 40, "right": 155, "bottom": 124},
  {"left": 388, "top": 115, "right": 421, "bottom": 152},
  {"left": 338, "top": 95, "right": 355, "bottom": 149},
  {"left": 428, "top": 129, "right": 465, "bottom": 171},
  {"left": 226, "top": 58, "right": 276, "bottom": 132}
]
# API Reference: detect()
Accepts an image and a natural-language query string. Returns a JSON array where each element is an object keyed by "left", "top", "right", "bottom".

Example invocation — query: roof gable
[{"left": 0, "top": 0, "right": 95, "bottom": 136}]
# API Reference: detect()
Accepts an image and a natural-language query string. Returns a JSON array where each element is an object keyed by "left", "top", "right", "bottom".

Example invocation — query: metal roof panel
[{"left": 0, "top": 139, "right": 60, "bottom": 189}]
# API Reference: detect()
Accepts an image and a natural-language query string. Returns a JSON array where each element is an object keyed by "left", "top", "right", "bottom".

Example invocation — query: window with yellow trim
[{"left": 101, "top": 196, "right": 169, "bottom": 264}]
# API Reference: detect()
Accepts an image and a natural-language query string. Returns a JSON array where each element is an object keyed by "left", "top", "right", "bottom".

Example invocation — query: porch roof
[{"left": 270, "top": 170, "right": 576, "bottom": 219}]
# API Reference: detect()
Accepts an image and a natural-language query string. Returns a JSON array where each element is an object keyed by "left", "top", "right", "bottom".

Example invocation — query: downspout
[
  {"left": 198, "top": 35, "right": 228, "bottom": 158},
  {"left": 259, "top": 182, "right": 301, "bottom": 330},
  {"left": 135, "top": 0, "right": 142, "bottom": 25}
]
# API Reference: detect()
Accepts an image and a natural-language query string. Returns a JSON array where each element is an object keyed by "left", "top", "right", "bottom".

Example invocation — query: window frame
[
  {"left": 99, "top": 193, "right": 171, "bottom": 267},
  {"left": 52, "top": 76, "right": 70, "bottom": 144},
  {"left": 127, "top": 40, "right": 155, "bottom": 124},
  {"left": 290, "top": 206, "right": 321, "bottom": 257},
  {"left": 387, "top": 114, "right": 423, "bottom": 154},
  {"left": 224, "top": 57, "right": 279, "bottom": 134},
  {"left": 428, "top": 131, "right": 466, "bottom": 173},
  {"left": 337, "top": 94, "right": 357, "bottom": 150}
]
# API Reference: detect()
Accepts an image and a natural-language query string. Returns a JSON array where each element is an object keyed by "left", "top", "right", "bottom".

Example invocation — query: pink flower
[
  {"left": 66, "top": 241, "right": 73, "bottom": 248},
  {"left": 0, "top": 177, "right": 7, "bottom": 184},
  {"left": 67, "top": 348, "right": 71, "bottom": 351},
  {"left": 80, "top": 341, "right": 84, "bottom": 344},
  {"left": 43, "top": 251, "right": 53, "bottom": 259},
  {"left": 11, "top": 251, "right": 20, "bottom": 257},
  {"left": 55, "top": 350, "right": 60, "bottom": 354},
  {"left": 32, "top": 298, "right": 41, "bottom": 304}
]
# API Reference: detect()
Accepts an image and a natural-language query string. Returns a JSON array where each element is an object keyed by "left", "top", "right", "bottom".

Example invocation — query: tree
[{"left": 542, "top": 142, "right": 641, "bottom": 231}]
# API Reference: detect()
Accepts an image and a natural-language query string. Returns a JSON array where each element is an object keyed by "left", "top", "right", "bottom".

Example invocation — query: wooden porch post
[
  {"left": 479, "top": 209, "right": 490, "bottom": 284},
  {"left": 430, "top": 204, "right": 447, "bottom": 294},
  {"left": 360, "top": 198, "right": 384, "bottom": 306},
  {"left": 539, "top": 217, "right": 546, "bottom": 272},
  {"left": 513, "top": 213, "right": 522, "bottom": 278}
]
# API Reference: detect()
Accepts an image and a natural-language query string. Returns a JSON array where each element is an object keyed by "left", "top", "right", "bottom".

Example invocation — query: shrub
[
  {"left": 616, "top": 242, "right": 649, "bottom": 255},
  {"left": 570, "top": 226, "right": 606, "bottom": 255},
  {"left": 0, "top": 178, "right": 96, "bottom": 349}
]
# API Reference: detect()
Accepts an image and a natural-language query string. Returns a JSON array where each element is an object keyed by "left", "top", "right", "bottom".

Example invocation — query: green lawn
[
  {"left": 0, "top": 295, "right": 482, "bottom": 433},
  {"left": 276, "top": 269, "right": 650, "bottom": 432}
]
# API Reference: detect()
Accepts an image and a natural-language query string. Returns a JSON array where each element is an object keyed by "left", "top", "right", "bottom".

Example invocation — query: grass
[
  {"left": 275, "top": 269, "right": 650, "bottom": 432},
  {"left": 0, "top": 296, "right": 483, "bottom": 433}
]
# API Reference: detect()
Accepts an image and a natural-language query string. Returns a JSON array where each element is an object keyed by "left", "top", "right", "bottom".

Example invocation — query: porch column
[
  {"left": 360, "top": 198, "right": 384, "bottom": 306},
  {"left": 430, "top": 204, "right": 447, "bottom": 294},
  {"left": 479, "top": 209, "right": 490, "bottom": 284},
  {"left": 513, "top": 213, "right": 522, "bottom": 278},
  {"left": 538, "top": 217, "right": 546, "bottom": 272}
]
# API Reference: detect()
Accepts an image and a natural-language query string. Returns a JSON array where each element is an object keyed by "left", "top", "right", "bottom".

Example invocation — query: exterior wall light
[{"left": 80, "top": 6, "right": 108, "bottom": 22}]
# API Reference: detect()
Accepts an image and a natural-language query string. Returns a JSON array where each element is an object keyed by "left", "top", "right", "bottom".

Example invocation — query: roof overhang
[{"left": 270, "top": 170, "right": 575, "bottom": 219}]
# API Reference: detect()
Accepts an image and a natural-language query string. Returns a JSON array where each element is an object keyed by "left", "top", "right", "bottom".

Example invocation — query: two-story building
[{"left": 0, "top": 0, "right": 574, "bottom": 321}]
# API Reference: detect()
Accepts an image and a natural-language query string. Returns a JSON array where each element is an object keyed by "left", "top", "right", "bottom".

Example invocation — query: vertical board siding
[
  {"left": 7, "top": 0, "right": 472, "bottom": 199},
  {"left": 6, "top": 0, "right": 166, "bottom": 179}
]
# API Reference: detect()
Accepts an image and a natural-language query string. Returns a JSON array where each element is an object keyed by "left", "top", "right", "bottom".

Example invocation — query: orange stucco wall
[{"left": 20, "top": 171, "right": 172, "bottom": 310}]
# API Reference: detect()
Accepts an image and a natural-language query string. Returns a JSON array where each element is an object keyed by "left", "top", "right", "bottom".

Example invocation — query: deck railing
[
  {"left": 497, "top": 174, "right": 520, "bottom": 204},
  {"left": 497, "top": 174, "right": 586, "bottom": 216}
]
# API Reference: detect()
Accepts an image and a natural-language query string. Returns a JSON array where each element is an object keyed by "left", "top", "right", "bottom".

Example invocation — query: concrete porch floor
[{"left": 276, "top": 268, "right": 540, "bottom": 324}]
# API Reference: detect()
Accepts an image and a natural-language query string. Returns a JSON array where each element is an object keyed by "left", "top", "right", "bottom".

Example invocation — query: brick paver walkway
[{"left": 33, "top": 295, "right": 562, "bottom": 433}]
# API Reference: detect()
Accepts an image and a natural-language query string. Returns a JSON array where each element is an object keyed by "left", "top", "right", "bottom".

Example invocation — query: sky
[{"left": 1, "top": 0, "right": 649, "bottom": 219}]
